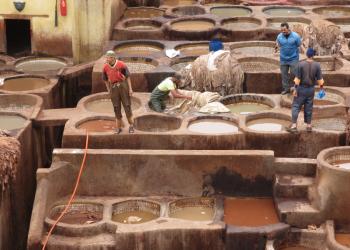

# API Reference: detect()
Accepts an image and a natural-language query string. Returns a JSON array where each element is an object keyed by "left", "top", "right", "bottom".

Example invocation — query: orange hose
[{"left": 41, "top": 131, "right": 89, "bottom": 250}]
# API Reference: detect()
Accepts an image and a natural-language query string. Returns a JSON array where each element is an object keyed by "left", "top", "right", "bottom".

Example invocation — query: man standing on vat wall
[
  {"left": 276, "top": 22, "right": 301, "bottom": 95},
  {"left": 103, "top": 50, "right": 134, "bottom": 134}
]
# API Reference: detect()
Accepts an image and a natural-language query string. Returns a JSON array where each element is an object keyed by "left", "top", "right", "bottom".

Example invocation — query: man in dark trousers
[
  {"left": 286, "top": 48, "right": 325, "bottom": 133},
  {"left": 103, "top": 50, "right": 134, "bottom": 134}
]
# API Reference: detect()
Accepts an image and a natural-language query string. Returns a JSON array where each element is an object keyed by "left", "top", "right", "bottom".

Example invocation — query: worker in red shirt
[{"left": 102, "top": 51, "right": 134, "bottom": 134}]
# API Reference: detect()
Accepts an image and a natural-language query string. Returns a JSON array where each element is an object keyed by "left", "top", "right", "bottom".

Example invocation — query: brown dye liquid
[
  {"left": 210, "top": 7, "right": 252, "bottom": 18},
  {"left": 0, "top": 115, "right": 26, "bottom": 130},
  {"left": 178, "top": 45, "right": 209, "bottom": 56},
  {"left": 51, "top": 210, "right": 102, "bottom": 224},
  {"left": 264, "top": 8, "right": 304, "bottom": 16},
  {"left": 233, "top": 46, "right": 274, "bottom": 55},
  {"left": 188, "top": 119, "right": 239, "bottom": 134},
  {"left": 78, "top": 119, "right": 116, "bottom": 132},
  {"left": 223, "top": 21, "right": 260, "bottom": 30},
  {"left": 1, "top": 77, "right": 50, "bottom": 91},
  {"left": 170, "top": 207, "right": 214, "bottom": 221},
  {"left": 112, "top": 211, "right": 158, "bottom": 224},
  {"left": 280, "top": 247, "right": 316, "bottom": 250},
  {"left": 247, "top": 118, "right": 289, "bottom": 132},
  {"left": 335, "top": 233, "right": 350, "bottom": 247},
  {"left": 15, "top": 59, "right": 66, "bottom": 72},
  {"left": 224, "top": 197, "right": 279, "bottom": 226},
  {"left": 115, "top": 44, "right": 162, "bottom": 55},
  {"left": 163, "top": 0, "right": 196, "bottom": 6},
  {"left": 123, "top": 8, "right": 164, "bottom": 18},
  {"left": 172, "top": 20, "right": 214, "bottom": 31}
]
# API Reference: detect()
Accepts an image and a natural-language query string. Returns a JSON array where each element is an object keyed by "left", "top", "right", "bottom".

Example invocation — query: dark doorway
[{"left": 5, "top": 19, "right": 31, "bottom": 56}]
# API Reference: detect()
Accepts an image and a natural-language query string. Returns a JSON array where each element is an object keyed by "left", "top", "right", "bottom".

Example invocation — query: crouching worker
[
  {"left": 286, "top": 48, "right": 325, "bottom": 133},
  {"left": 102, "top": 50, "right": 134, "bottom": 134},
  {"left": 148, "top": 73, "right": 192, "bottom": 112}
]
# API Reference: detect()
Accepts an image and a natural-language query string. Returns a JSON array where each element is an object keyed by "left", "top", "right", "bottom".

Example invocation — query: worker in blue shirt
[{"left": 276, "top": 22, "right": 302, "bottom": 95}]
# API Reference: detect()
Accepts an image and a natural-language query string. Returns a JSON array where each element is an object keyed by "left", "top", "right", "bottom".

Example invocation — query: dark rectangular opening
[{"left": 5, "top": 19, "right": 31, "bottom": 56}]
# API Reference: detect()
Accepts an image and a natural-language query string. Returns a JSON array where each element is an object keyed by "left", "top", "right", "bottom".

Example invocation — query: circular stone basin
[
  {"left": 327, "top": 19, "right": 350, "bottom": 33},
  {"left": 123, "top": 7, "right": 165, "bottom": 19},
  {"left": 247, "top": 118, "right": 289, "bottom": 132},
  {"left": 222, "top": 17, "right": 261, "bottom": 30},
  {"left": 134, "top": 115, "right": 182, "bottom": 132},
  {"left": 49, "top": 203, "right": 103, "bottom": 225},
  {"left": 227, "top": 102, "right": 272, "bottom": 114},
  {"left": 266, "top": 17, "right": 311, "bottom": 29},
  {"left": 0, "top": 77, "right": 50, "bottom": 91},
  {"left": 163, "top": 0, "right": 196, "bottom": 6},
  {"left": 0, "top": 94, "right": 38, "bottom": 112},
  {"left": 114, "top": 42, "right": 163, "bottom": 56},
  {"left": 231, "top": 42, "right": 275, "bottom": 56},
  {"left": 171, "top": 57, "right": 196, "bottom": 71},
  {"left": 172, "top": 6, "right": 206, "bottom": 16},
  {"left": 238, "top": 57, "right": 279, "bottom": 72},
  {"left": 112, "top": 200, "right": 160, "bottom": 224},
  {"left": 263, "top": 7, "right": 305, "bottom": 16},
  {"left": 313, "top": 117, "right": 346, "bottom": 132},
  {"left": 169, "top": 198, "right": 215, "bottom": 221},
  {"left": 188, "top": 118, "right": 239, "bottom": 134},
  {"left": 15, "top": 58, "right": 67, "bottom": 73},
  {"left": 175, "top": 43, "right": 209, "bottom": 56},
  {"left": 77, "top": 118, "right": 116, "bottom": 132},
  {"left": 313, "top": 6, "right": 350, "bottom": 17},
  {"left": 0, "top": 114, "right": 27, "bottom": 130},
  {"left": 120, "top": 57, "right": 158, "bottom": 73},
  {"left": 210, "top": 6, "right": 252, "bottom": 18},
  {"left": 171, "top": 19, "right": 215, "bottom": 31},
  {"left": 124, "top": 20, "right": 162, "bottom": 31},
  {"left": 85, "top": 97, "right": 141, "bottom": 114}
]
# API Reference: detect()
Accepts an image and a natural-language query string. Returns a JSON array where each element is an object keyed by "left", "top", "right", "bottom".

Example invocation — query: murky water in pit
[
  {"left": 210, "top": 7, "right": 252, "bottom": 18},
  {"left": 112, "top": 211, "right": 158, "bottom": 224},
  {"left": 233, "top": 46, "right": 274, "bottom": 55},
  {"left": 0, "top": 115, "right": 26, "bottom": 130},
  {"left": 123, "top": 8, "right": 164, "bottom": 19},
  {"left": 171, "top": 20, "right": 214, "bottom": 31},
  {"left": 115, "top": 44, "right": 162, "bottom": 56},
  {"left": 77, "top": 119, "right": 116, "bottom": 132},
  {"left": 224, "top": 197, "right": 279, "bottom": 226},
  {"left": 170, "top": 207, "right": 214, "bottom": 221},
  {"left": 264, "top": 8, "right": 304, "bottom": 16},
  {"left": 177, "top": 45, "right": 209, "bottom": 56},
  {"left": 223, "top": 21, "right": 260, "bottom": 30},
  {"left": 15, "top": 59, "right": 67, "bottom": 72},
  {"left": 1, "top": 77, "right": 50, "bottom": 91},
  {"left": 247, "top": 118, "right": 289, "bottom": 132},
  {"left": 268, "top": 21, "right": 309, "bottom": 29},
  {"left": 51, "top": 210, "right": 102, "bottom": 224},
  {"left": 226, "top": 102, "right": 271, "bottom": 114},
  {"left": 188, "top": 119, "right": 239, "bottom": 134},
  {"left": 331, "top": 160, "right": 350, "bottom": 170},
  {"left": 335, "top": 233, "right": 350, "bottom": 247},
  {"left": 314, "top": 8, "right": 350, "bottom": 17}
]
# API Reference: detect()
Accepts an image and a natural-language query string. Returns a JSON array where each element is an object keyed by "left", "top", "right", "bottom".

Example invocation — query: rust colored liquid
[
  {"left": 78, "top": 119, "right": 116, "bottom": 132},
  {"left": 224, "top": 197, "right": 279, "bottom": 226},
  {"left": 1, "top": 77, "right": 49, "bottom": 91},
  {"left": 335, "top": 233, "right": 350, "bottom": 247},
  {"left": 172, "top": 20, "right": 214, "bottom": 31}
]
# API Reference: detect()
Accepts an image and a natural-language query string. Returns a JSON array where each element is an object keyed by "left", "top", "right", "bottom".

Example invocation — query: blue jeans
[
  {"left": 280, "top": 61, "right": 298, "bottom": 92},
  {"left": 291, "top": 86, "right": 315, "bottom": 124}
]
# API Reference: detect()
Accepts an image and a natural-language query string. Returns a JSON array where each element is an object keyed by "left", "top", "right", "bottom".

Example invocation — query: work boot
[{"left": 286, "top": 126, "right": 298, "bottom": 133}]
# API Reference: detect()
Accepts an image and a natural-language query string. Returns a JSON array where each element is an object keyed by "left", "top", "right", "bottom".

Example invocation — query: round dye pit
[
  {"left": 85, "top": 97, "right": 141, "bottom": 114},
  {"left": 247, "top": 118, "right": 289, "bottom": 132},
  {"left": 0, "top": 114, "right": 27, "bottom": 130},
  {"left": 224, "top": 197, "right": 279, "bottom": 227},
  {"left": 313, "top": 118, "right": 346, "bottom": 132},
  {"left": 49, "top": 203, "right": 103, "bottom": 225},
  {"left": 162, "top": 0, "right": 196, "bottom": 6},
  {"left": 231, "top": 42, "right": 275, "bottom": 56},
  {"left": 263, "top": 7, "right": 305, "bottom": 16},
  {"left": 169, "top": 198, "right": 215, "bottom": 221},
  {"left": 114, "top": 42, "right": 163, "bottom": 56},
  {"left": 226, "top": 102, "right": 272, "bottom": 114},
  {"left": 171, "top": 57, "right": 195, "bottom": 71},
  {"left": 266, "top": 17, "right": 311, "bottom": 29},
  {"left": 188, "top": 118, "right": 239, "bottom": 134},
  {"left": 238, "top": 57, "right": 279, "bottom": 72},
  {"left": 0, "top": 77, "right": 50, "bottom": 91},
  {"left": 77, "top": 119, "right": 116, "bottom": 132},
  {"left": 210, "top": 6, "right": 252, "bottom": 18},
  {"left": 222, "top": 18, "right": 262, "bottom": 30},
  {"left": 123, "top": 7, "right": 165, "bottom": 19},
  {"left": 335, "top": 233, "right": 350, "bottom": 247},
  {"left": 175, "top": 43, "right": 209, "bottom": 56},
  {"left": 172, "top": 6, "right": 206, "bottom": 16},
  {"left": 15, "top": 58, "right": 67, "bottom": 73},
  {"left": 171, "top": 19, "right": 215, "bottom": 31},
  {"left": 124, "top": 20, "right": 162, "bottom": 31},
  {"left": 112, "top": 200, "right": 160, "bottom": 224},
  {"left": 313, "top": 6, "right": 350, "bottom": 17},
  {"left": 120, "top": 57, "right": 158, "bottom": 73},
  {"left": 134, "top": 115, "right": 182, "bottom": 132}
]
